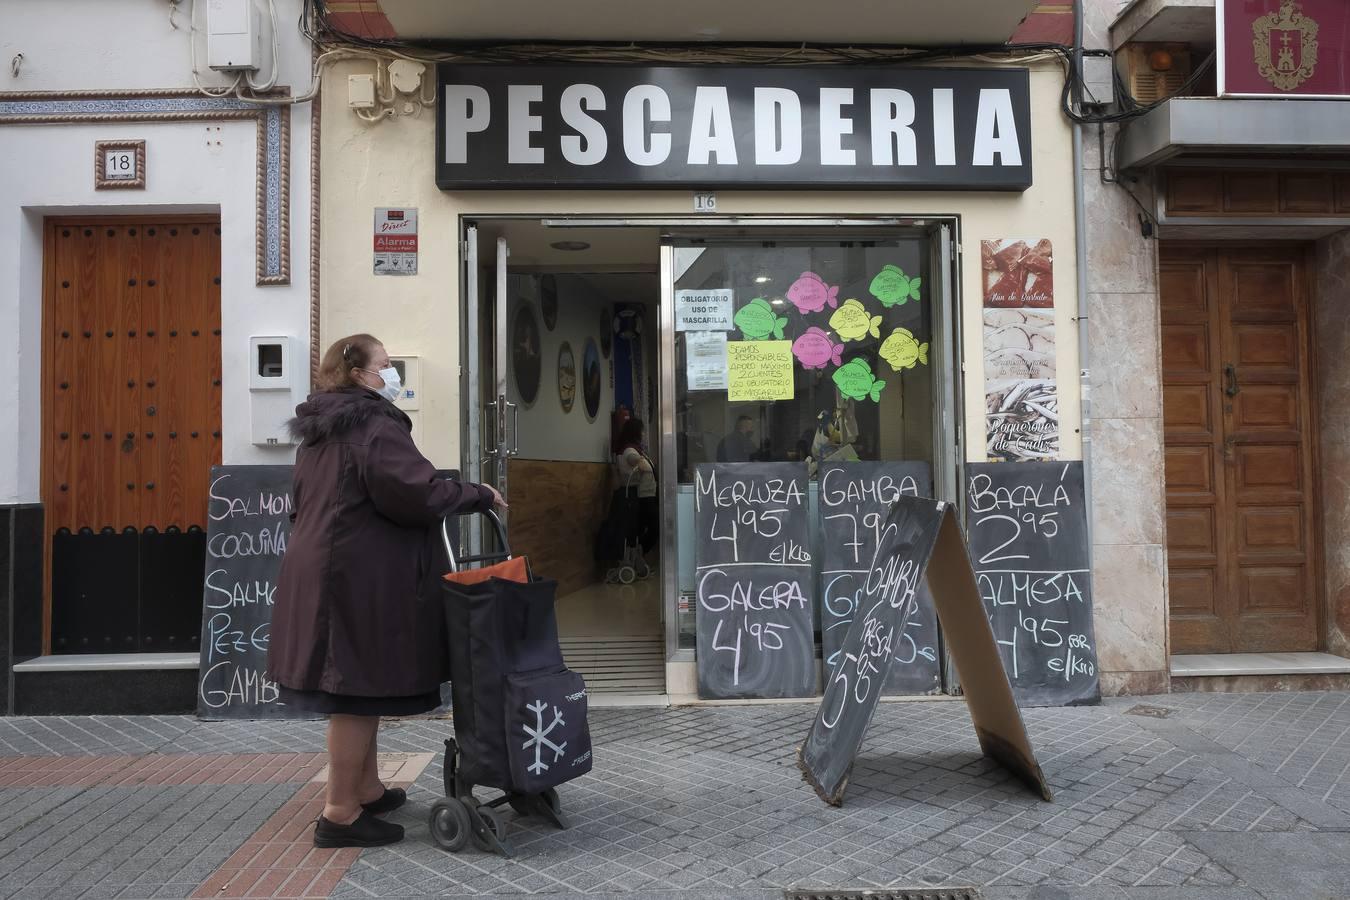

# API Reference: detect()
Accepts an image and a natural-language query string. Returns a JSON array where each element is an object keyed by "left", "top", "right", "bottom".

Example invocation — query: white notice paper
[
  {"left": 685, "top": 332, "right": 728, "bottom": 390},
  {"left": 676, "top": 289, "right": 734, "bottom": 331}
]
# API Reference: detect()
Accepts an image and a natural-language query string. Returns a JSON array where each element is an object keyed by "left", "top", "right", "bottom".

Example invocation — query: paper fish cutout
[
  {"left": 792, "top": 326, "right": 845, "bottom": 370},
  {"left": 734, "top": 297, "right": 788, "bottom": 341},
  {"left": 832, "top": 357, "right": 886, "bottom": 403},
  {"left": 786, "top": 272, "right": 840, "bottom": 315},
  {"left": 878, "top": 327, "right": 929, "bottom": 371},
  {"left": 828, "top": 299, "right": 883, "bottom": 342},
  {"left": 869, "top": 264, "right": 922, "bottom": 308}
]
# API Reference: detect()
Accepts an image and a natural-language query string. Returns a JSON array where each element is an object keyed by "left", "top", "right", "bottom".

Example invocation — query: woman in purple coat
[{"left": 268, "top": 334, "right": 505, "bottom": 848}]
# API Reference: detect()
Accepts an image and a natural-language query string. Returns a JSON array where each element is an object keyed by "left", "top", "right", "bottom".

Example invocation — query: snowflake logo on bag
[{"left": 522, "top": 700, "right": 568, "bottom": 775}]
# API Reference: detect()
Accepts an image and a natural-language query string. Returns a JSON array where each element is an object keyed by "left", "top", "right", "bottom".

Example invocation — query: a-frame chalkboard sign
[{"left": 798, "top": 495, "right": 1052, "bottom": 806}]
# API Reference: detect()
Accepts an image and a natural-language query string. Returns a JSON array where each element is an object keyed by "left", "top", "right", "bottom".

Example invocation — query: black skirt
[{"left": 278, "top": 686, "right": 442, "bottom": 717}]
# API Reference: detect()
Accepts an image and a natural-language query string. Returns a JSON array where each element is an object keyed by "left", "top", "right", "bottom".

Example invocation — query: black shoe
[
  {"left": 314, "top": 811, "right": 404, "bottom": 848},
  {"left": 361, "top": 787, "right": 407, "bottom": 816}
]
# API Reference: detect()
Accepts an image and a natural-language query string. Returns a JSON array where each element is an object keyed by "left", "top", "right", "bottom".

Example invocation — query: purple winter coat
[{"left": 267, "top": 387, "right": 494, "bottom": 697}]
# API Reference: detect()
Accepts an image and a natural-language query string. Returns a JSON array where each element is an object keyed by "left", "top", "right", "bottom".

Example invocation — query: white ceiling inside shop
[
  {"left": 475, "top": 222, "right": 661, "bottom": 270},
  {"left": 377, "top": 0, "right": 1040, "bottom": 45}
]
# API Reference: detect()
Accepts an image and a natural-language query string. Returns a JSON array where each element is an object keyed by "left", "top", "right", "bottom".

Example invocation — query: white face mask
[{"left": 373, "top": 366, "right": 401, "bottom": 403}]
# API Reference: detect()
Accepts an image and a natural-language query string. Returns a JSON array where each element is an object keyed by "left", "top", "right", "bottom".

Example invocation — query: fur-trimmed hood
[{"left": 287, "top": 387, "right": 411, "bottom": 444}]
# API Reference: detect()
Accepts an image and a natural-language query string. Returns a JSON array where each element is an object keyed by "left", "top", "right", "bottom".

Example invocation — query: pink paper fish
[
  {"left": 786, "top": 271, "right": 840, "bottom": 314},
  {"left": 792, "top": 326, "right": 845, "bottom": 370}
]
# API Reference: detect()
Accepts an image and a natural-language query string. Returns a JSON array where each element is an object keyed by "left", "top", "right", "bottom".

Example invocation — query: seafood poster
[
  {"left": 986, "top": 379, "right": 1059, "bottom": 461},
  {"left": 983, "top": 309, "right": 1056, "bottom": 382},
  {"left": 981, "top": 238, "right": 1053, "bottom": 308},
  {"left": 727, "top": 340, "right": 795, "bottom": 402},
  {"left": 675, "top": 289, "right": 735, "bottom": 331},
  {"left": 685, "top": 331, "right": 728, "bottom": 391}
]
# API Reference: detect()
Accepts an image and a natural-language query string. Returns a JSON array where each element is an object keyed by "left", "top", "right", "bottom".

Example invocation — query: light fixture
[
  {"left": 754, "top": 275, "right": 771, "bottom": 284},
  {"left": 550, "top": 240, "right": 590, "bottom": 251},
  {"left": 770, "top": 298, "right": 785, "bottom": 306}
]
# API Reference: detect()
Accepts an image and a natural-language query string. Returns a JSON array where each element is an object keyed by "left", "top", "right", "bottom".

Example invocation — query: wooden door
[
  {"left": 1161, "top": 245, "right": 1319, "bottom": 654},
  {"left": 42, "top": 219, "right": 222, "bottom": 653}
]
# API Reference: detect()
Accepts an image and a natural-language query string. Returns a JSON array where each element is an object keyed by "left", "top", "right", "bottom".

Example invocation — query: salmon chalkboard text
[
  {"left": 197, "top": 465, "right": 300, "bottom": 719},
  {"left": 694, "top": 462, "right": 817, "bottom": 699}
]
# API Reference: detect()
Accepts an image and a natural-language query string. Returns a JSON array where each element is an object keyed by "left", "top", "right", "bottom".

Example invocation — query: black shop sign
[{"left": 436, "top": 65, "right": 1032, "bottom": 190}]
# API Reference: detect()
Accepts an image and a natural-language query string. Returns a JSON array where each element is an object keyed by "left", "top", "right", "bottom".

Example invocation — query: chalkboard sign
[
  {"left": 800, "top": 496, "right": 1052, "bottom": 807},
  {"left": 965, "top": 461, "right": 1100, "bottom": 707},
  {"left": 694, "top": 463, "right": 817, "bottom": 699},
  {"left": 197, "top": 465, "right": 298, "bottom": 719},
  {"left": 819, "top": 462, "right": 941, "bottom": 695},
  {"left": 801, "top": 495, "right": 945, "bottom": 802}
]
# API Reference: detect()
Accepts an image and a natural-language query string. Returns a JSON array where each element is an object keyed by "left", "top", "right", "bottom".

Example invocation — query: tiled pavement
[{"left": 3, "top": 694, "right": 1350, "bottom": 899}]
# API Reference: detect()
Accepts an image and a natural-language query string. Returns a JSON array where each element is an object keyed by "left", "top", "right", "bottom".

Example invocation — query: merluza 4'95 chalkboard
[
  {"left": 799, "top": 495, "right": 1051, "bottom": 806},
  {"left": 694, "top": 463, "right": 817, "bottom": 700}
]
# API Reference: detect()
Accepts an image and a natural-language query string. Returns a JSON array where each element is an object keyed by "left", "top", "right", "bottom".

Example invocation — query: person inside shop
[
  {"left": 268, "top": 333, "right": 506, "bottom": 849},
  {"left": 716, "top": 415, "right": 756, "bottom": 463},
  {"left": 615, "top": 417, "right": 659, "bottom": 554}
]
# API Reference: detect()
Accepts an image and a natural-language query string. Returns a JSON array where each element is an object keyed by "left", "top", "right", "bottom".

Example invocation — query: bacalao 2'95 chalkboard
[
  {"left": 965, "top": 461, "right": 1100, "bottom": 707},
  {"left": 819, "top": 461, "right": 941, "bottom": 695},
  {"left": 800, "top": 495, "right": 1052, "bottom": 806},
  {"left": 197, "top": 465, "right": 300, "bottom": 719},
  {"left": 694, "top": 462, "right": 817, "bottom": 700}
]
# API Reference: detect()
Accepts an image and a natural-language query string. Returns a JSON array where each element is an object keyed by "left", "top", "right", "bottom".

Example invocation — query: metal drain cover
[
  {"left": 1125, "top": 704, "right": 1176, "bottom": 719},
  {"left": 786, "top": 890, "right": 981, "bottom": 900}
]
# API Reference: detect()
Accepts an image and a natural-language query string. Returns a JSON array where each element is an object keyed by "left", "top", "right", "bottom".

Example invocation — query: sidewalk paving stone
[{"left": 2, "top": 695, "right": 1350, "bottom": 898}]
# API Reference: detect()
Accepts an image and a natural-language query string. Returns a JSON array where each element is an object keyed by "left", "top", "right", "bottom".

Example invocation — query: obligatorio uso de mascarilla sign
[{"left": 435, "top": 65, "right": 1033, "bottom": 190}]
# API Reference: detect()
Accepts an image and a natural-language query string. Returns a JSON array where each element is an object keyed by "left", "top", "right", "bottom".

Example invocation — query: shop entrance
[
  {"left": 1161, "top": 245, "right": 1320, "bottom": 654},
  {"left": 463, "top": 216, "right": 955, "bottom": 697},
  {"left": 41, "top": 217, "right": 223, "bottom": 655},
  {"left": 465, "top": 221, "right": 666, "bottom": 695}
]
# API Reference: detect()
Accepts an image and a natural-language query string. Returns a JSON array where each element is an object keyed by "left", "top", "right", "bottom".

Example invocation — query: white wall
[
  {"left": 317, "top": 59, "right": 1083, "bottom": 471},
  {"left": 0, "top": 0, "right": 314, "bottom": 503},
  {"left": 505, "top": 274, "right": 657, "bottom": 463}
]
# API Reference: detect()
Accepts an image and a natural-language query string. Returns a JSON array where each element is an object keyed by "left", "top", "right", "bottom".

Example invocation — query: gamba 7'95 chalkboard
[
  {"left": 197, "top": 465, "right": 300, "bottom": 719},
  {"left": 694, "top": 463, "right": 817, "bottom": 700},
  {"left": 819, "top": 462, "right": 941, "bottom": 695},
  {"left": 965, "top": 461, "right": 1100, "bottom": 707},
  {"left": 800, "top": 495, "right": 945, "bottom": 802}
]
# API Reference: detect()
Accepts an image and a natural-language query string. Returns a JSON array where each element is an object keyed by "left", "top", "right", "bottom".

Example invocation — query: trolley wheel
[
  {"left": 429, "top": 799, "right": 471, "bottom": 853},
  {"left": 470, "top": 806, "right": 508, "bottom": 852},
  {"left": 618, "top": 566, "right": 636, "bottom": 585}
]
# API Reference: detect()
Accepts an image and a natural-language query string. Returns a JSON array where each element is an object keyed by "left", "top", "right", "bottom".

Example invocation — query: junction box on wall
[
  {"left": 206, "top": 0, "right": 263, "bottom": 72},
  {"left": 249, "top": 336, "right": 294, "bottom": 445}
]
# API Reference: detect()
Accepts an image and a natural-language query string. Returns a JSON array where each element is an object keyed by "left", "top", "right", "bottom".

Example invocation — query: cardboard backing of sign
[{"left": 797, "top": 498, "right": 1052, "bottom": 806}]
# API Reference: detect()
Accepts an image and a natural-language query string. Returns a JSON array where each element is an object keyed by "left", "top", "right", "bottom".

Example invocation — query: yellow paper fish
[
  {"left": 828, "top": 299, "right": 882, "bottom": 343},
  {"left": 879, "top": 327, "right": 929, "bottom": 370}
]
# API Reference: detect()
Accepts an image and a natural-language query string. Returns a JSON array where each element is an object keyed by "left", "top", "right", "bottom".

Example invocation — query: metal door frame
[{"left": 458, "top": 213, "right": 966, "bottom": 683}]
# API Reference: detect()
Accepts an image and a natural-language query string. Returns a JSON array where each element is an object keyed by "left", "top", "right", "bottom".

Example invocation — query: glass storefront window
[{"left": 670, "top": 233, "right": 939, "bottom": 649}]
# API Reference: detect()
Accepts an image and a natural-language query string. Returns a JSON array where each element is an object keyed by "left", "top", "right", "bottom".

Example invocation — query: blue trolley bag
[{"left": 442, "top": 571, "right": 592, "bottom": 794}]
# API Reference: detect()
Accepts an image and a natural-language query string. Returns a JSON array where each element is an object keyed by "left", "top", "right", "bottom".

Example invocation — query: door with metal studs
[{"left": 42, "top": 218, "right": 223, "bottom": 655}]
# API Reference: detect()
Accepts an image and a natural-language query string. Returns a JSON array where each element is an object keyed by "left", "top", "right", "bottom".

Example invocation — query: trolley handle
[{"left": 441, "top": 507, "right": 511, "bottom": 573}]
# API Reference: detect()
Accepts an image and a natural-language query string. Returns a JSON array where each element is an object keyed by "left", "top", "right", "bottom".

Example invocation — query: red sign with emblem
[{"left": 1221, "top": 0, "right": 1350, "bottom": 97}]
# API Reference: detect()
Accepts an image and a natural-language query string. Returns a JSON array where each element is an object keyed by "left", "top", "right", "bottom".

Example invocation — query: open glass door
[
  {"left": 461, "top": 226, "right": 515, "bottom": 556},
  {"left": 488, "top": 236, "right": 517, "bottom": 511}
]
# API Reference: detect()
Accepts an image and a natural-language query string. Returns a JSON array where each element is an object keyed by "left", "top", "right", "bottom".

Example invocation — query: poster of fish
[
  {"left": 982, "top": 238, "right": 1053, "bottom": 308},
  {"left": 983, "top": 309, "right": 1055, "bottom": 382},
  {"left": 986, "top": 379, "right": 1059, "bottom": 461}
]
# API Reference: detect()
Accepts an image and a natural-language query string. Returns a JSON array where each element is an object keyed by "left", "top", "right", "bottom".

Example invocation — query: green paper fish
[
  {"left": 828, "top": 299, "right": 882, "bottom": 342},
  {"left": 869, "top": 264, "right": 922, "bottom": 308},
  {"left": 832, "top": 357, "right": 886, "bottom": 403},
  {"left": 734, "top": 297, "right": 788, "bottom": 341},
  {"left": 879, "top": 327, "right": 929, "bottom": 371}
]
